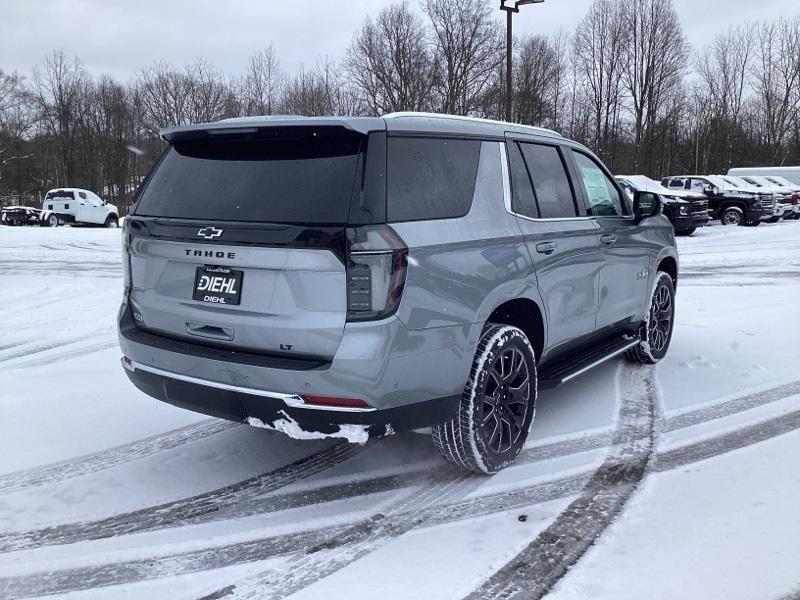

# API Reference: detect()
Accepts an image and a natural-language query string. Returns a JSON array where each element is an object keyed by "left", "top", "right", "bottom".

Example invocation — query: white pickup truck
[{"left": 40, "top": 188, "right": 119, "bottom": 227}]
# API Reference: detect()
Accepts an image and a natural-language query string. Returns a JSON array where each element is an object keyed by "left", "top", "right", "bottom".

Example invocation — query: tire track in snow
[
  {"left": 5, "top": 404, "right": 800, "bottom": 599},
  {"left": 0, "top": 473, "right": 589, "bottom": 599},
  {"left": 0, "top": 429, "right": 610, "bottom": 553},
  {"left": 3, "top": 340, "right": 119, "bottom": 369},
  {"left": 467, "top": 364, "right": 659, "bottom": 600},
  {"left": 2, "top": 378, "right": 796, "bottom": 554},
  {"left": 0, "top": 420, "right": 238, "bottom": 496},
  {"left": 0, "top": 334, "right": 113, "bottom": 364},
  {"left": 469, "top": 379, "right": 800, "bottom": 600},
  {"left": 9, "top": 410, "right": 800, "bottom": 598},
  {"left": 654, "top": 406, "right": 800, "bottom": 472},
  {"left": 0, "top": 441, "right": 364, "bottom": 554},
  {"left": 662, "top": 379, "right": 800, "bottom": 433},
  {"left": 219, "top": 469, "right": 489, "bottom": 599}
]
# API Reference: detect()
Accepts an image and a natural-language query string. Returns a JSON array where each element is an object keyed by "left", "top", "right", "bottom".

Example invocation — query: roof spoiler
[{"left": 160, "top": 116, "right": 385, "bottom": 142}]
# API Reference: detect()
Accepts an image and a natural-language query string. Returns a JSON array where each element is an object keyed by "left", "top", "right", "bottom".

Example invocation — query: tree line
[{"left": 1, "top": 0, "right": 799, "bottom": 213}]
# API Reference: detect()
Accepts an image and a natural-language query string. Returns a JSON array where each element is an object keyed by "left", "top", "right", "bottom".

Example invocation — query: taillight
[
  {"left": 346, "top": 225, "right": 408, "bottom": 321},
  {"left": 791, "top": 192, "right": 798, "bottom": 205},
  {"left": 121, "top": 219, "right": 132, "bottom": 294}
]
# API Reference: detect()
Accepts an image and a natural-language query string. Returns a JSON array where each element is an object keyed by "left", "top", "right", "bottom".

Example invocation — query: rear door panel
[
  {"left": 517, "top": 218, "right": 602, "bottom": 350},
  {"left": 504, "top": 138, "right": 602, "bottom": 353}
]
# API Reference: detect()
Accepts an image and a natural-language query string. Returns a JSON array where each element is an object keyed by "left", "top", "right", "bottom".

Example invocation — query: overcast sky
[{"left": 2, "top": 0, "right": 799, "bottom": 82}]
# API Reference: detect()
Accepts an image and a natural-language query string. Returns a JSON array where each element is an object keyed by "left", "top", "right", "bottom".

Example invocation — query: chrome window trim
[{"left": 124, "top": 359, "right": 377, "bottom": 413}]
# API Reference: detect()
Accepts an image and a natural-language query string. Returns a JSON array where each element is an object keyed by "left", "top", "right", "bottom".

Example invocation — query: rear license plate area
[{"left": 193, "top": 267, "right": 243, "bottom": 305}]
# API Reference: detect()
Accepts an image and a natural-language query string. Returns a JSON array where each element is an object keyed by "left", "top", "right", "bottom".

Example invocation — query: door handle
[
  {"left": 535, "top": 241, "right": 558, "bottom": 255},
  {"left": 600, "top": 234, "right": 617, "bottom": 246}
]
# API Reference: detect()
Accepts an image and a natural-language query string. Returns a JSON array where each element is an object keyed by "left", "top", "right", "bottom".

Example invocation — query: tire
[
  {"left": 432, "top": 324, "right": 537, "bottom": 474},
  {"left": 675, "top": 227, "right": 696, "bottom": 236},
  {"left": 46, "top": 214, "right": 59, "bottom": 227},
  {"left": 720, "top": 207, "right": 743, "bottom": 226},
  {"left": 105, "top": 215, "right": 119, "bottom": 228},
  {"left": 626, "top": 271, "right": 675, "bottom": 365}
]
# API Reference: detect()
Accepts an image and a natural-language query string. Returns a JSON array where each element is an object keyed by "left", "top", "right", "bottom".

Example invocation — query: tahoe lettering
[{"left": 185, "top": 249, "right": 236, "bottom": 259}]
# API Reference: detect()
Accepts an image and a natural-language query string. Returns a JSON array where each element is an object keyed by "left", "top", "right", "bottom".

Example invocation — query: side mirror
[{"left": 633, "top": 191, "right": 661, "bottom": 224}]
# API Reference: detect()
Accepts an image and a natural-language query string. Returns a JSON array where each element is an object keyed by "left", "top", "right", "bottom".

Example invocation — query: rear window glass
[
  {"left": 46, "top": 190, "right": 75, "bottom": 200},
  {"left": 387, "top": 137, "right": 480, "bottom": 222},
  {"left": 134, "top": 131, "right": 362, "bottom": 224}
]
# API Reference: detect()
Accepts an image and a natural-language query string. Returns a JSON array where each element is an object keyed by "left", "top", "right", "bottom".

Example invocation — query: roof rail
[{"left": 382, "top": 111, "right": 561, "bottom": 137}]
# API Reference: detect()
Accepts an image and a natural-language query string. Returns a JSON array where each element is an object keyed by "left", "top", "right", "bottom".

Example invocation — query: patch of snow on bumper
[{"left": 246, "top": 411, "right": 370, "bottom": 445}]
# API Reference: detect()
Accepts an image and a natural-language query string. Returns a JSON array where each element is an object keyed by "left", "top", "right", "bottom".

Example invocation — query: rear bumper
[
  {"left": 122, "top": 358, "right": 460, "bottom": 438},
  {"left": 118, "top": 302, "right": 472, "bottom": 434}
]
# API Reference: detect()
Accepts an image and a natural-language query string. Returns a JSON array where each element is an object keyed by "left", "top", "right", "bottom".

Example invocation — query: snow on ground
[{"left": 0, "top": 220, "right": 799, "bottom": 599}]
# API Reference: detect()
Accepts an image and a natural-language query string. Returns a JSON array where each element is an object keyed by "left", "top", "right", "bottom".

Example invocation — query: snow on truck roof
[
  {"left": 160, "top": 112, "right": 563, "bottom": 142},
  {"left": 45, "top": 188, "right": 94, "bottom": 194}
]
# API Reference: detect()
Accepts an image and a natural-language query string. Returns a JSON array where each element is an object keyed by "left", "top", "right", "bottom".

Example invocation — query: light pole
[{"left": 499, "top": 0, "right": 544, "bottom": 123}]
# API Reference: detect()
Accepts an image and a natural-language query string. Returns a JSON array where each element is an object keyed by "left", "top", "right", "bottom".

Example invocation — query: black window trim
[
  {"left": 505, "top": 140, "right": 539, "bottom": 218},
  {"left": 502, "top": 139, "right": 589, "bottom": 222}
]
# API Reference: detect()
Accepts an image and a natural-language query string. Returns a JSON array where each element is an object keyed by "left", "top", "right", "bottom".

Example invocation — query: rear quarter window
[{"left": 387, "top": 137, "right": 481, "bottom": 222}]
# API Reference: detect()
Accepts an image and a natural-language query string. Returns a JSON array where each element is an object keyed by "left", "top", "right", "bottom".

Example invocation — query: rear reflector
[{"left": 301, "top": 394, "right": 370, "bottom": 409}]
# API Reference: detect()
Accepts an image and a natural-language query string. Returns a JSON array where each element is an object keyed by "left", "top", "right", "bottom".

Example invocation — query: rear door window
[
  {"left": 571, "top": 151, "right": 626, "bottom": 217},
  {"left": 46, "top": 190, "right": 75, "bottom": 200},
  {"left": 519, "top": 143, "right": 577, "bottom": 218},
  {"left": 387, "top": 137, "right": 480, "bottom": 222},
  {"left": 134, "top": 130, "right": 363, "bottom": 224}
]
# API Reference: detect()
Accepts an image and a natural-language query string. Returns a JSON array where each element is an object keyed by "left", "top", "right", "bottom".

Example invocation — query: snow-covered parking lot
[{"left": 1, "top": 221, "right": 799, "bottom": 600}]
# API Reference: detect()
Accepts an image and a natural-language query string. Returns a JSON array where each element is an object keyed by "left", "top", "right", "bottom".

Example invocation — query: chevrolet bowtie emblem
[{"left": 197, "top": 227, "right": 223, "bottom": 239}]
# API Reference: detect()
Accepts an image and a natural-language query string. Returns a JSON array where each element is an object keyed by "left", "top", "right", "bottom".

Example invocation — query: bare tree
[
  {"left": 136, "top": 60, "right": 192, "bottom": 132},
  {"left": 281, "top": 65, "right": 334, "bottom": 116},
  {"left": 622, "top": 0, "right": 689, "bottom": 174},
  {"left": 31, "top": 50, "right": 89, "bottom": 185},
  {"left": 345, "top": 2, "right": 435, "bottom": 114},
  {"left": 137, "top": 58, "right": 233, "bottom": 132},
  {"left": 513, "top": 34, "right": 564, "bottom": 127},
  {"left": 184, "top": 58, "right": 236, "bottom": 124},
  {"left": 695, "top": 24, "right": 755, "bottom": 168},
  {"left": 424, "top": 0, "right": 503, "bottom": 115},
  {"left": 573, "top": 0, "right": 628, "bottom": 165},
  {"left": 239, "top": 45, "right": 284, "bottom": 116},
  {"left": 751, "top": 16, "right": 800, "bottom": 164}
]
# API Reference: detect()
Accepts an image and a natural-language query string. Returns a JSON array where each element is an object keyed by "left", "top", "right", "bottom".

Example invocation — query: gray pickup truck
[{"left": 118, "top": 113, "right": 677, "bottom": 473}]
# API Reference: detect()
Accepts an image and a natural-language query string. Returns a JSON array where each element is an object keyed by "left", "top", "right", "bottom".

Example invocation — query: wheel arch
[
  {"left": 483, "top": 297, "right": 545, "bottom": 361},
  {"left": 719, "top": 202, "right": 744, "bottom": 215},
  {"left": 657, "top": 254, "right": 678, "bottom": 288}
]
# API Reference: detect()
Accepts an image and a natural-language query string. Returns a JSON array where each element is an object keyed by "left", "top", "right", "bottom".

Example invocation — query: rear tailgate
[{"left": 127, "top": 127, "right": 365, "bottom": 361}]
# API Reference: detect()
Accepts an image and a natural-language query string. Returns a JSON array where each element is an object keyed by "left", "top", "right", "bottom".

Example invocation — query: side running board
[{"left": 538, "top": 336, "right": 639, "bottom": 390}]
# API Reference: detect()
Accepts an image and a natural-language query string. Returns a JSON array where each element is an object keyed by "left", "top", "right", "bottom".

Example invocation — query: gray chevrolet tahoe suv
[{"left": 119, "top": 112, "right": 677, "bottom": 473}]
